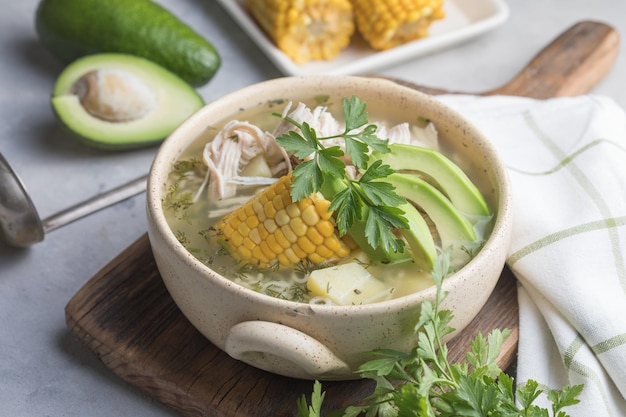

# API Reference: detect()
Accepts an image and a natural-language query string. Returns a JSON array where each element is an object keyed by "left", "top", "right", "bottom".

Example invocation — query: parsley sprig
[
  {"left": 275, "top": 96, "right": 409, "bottom": 253},
  {"left": 297, "top": 250, "right": 584, "bottom": 417}
]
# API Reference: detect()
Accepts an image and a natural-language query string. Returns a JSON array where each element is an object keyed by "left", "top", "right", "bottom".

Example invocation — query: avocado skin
[{"left": 35, "top": 0, "right": 220, "bottom": 87}]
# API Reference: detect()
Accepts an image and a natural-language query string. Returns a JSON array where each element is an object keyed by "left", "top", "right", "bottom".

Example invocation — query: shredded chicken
[
  {"left": 202, "top": 120, "right": 291, "bottom": 200},
  {"left": 200, "top": 101, "right": 439, "bottom": 203},
  {"left": 274, "top": 102, "right": 440, "bottom": 176}
]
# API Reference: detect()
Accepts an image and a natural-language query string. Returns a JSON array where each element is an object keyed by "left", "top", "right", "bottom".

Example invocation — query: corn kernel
[
  {"left": 335, "top": 244, "right": 351, "bottom": 257},
  {"left": 286, "top": 202, "right": 300, "bottom": 218},
  {"left": 257, "top": 223, "right": 269, "bottom": 240},
  {"left": 275, "top": 209, "right": 290, "bottom": 226},
  {"left": 292, "top": 244, "right": 307, "bottom": 259},
  {"left": 252, "top": 246, "right": 268, "bottom": 263},
  {"left": 275, "top": 228, "right": 292, "bottom": 249},
  {"left": 289, "top": 217, "right": 307, "bottom": 237},
  {"left": 248, "top": 228, "right": 261, "bottom": 245},
  {"left": 231, "top": 216, "right": 242, "bottom": 228},
  {"left": 315, "top": 220, "right": 335, "bottom": 237},
  {"left": 221, "top": 223, "right": 234, "bottom": 237},
  {"left": 264, "top": 201, "right": 277, "bottom": 219},
  {"left": 297, "top": 235, "right": 316, "bottom": 254},
  {"left": 281, "top": 224, "right": 298, "bottom": 243},
  {"left": 302, "top": 204, "right": 320, "bottom": 226},
  {"left": 313, "top": 198, "right": 332, "bottom": 220},
  {"left": 277, "top": 253, "right": 290, "bottom": 265},
  {"left": 272, "top": 194, "right": 285, "bottom": 211},
  {"left": 324, "top": 236, "right": 341, "bottom": 252},
  {"left": 237, "top": 222, "right": 250, "bottom": 237},
  {"left": 283, "top": 247, "right": 300, "bottom": 264},
  {"left": 243, "top": 237, "right": 256, "bottom": 251},
  {"left": 308, "top": 253, "right": 325, "bottom": 264},
  {"left": 260, "top": 241, "right": 276, "bottom": 259},
  {"left": 306, "top": 227, "right": 324, "bottom": 245},
  {"left": 264, "top": 219, "right": 278, "bottom": 233},
  {"left": 230, "top": 231, "right": 243, "bottom": 247},
  {"left": 316, "top": 244, "right": 334, "bottom": 258},
  {"left": 237, "top": 245, "right": 252, "bottom": 260},
  {"left": 266, "top": 234, "right": 282, "bottom": 254}
]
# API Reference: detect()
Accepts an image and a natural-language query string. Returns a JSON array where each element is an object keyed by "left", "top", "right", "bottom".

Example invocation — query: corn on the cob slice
[
  {"left": 215, "top": 175, "right": 352, "bottom": 268},
  {"left": 245, "top": 0, "right": 355, "bottom": 63},
  {"left": 352, "top": 0, "right": 445, "bottom": 51}
]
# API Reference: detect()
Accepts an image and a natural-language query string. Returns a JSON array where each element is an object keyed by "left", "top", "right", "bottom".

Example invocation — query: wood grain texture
[
  {"left": 65, "top": 235, "right": 516, "bottom": 417},
  {"left": 375, "top": 21, "right": 619, "bottom": 98},
  {"left": 65, "top": 20, "right": 619, "bottom": 417}
]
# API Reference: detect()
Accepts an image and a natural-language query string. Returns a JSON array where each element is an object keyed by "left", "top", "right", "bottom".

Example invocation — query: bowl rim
[{"left": 146, "top": 74, "right": 512, "bottom": 314}]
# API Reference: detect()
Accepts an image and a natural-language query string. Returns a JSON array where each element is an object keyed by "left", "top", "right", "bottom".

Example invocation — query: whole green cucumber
[{"left": 35, "top": 0, "right": 220, "bottom": 86}]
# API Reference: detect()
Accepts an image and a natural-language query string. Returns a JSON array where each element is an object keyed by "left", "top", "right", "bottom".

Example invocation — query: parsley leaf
[
  {"left": 277, "top": 128, "right": 317, "bottom": 159},
  {"left": 297, "top": 380, "right": 325, "bottom": 417},
  {"left": 329, "top": 185, "right": 362, "bottom": 237},
  {"left": 317, "top": 145, "right": 346, "bottom": 178},
  {"left": 365, "top": 205, "right": 407, "bottom": 253},
  {"left": 359, "top": 161, "right": 406, "bottom": 207},
  {"left": 296, "top": 250, "right": 584, "bottom": 417},
  {"left": 291, "top": 159, "right": 323, "bottom": 201},
  {"left": 275, "top": 96, "right": 408, "bottom": 253},
  {"left": 343, "top": 95, "right": 369, "bottom": 131}
]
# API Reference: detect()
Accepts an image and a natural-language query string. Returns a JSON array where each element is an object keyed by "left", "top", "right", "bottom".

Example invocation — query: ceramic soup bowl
[{"left": 146, "top": 75, "right": 512, "bottom": 381}]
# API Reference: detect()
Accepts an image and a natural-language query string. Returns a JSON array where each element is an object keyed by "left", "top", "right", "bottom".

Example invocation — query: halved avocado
[
  {"left": 51, "top": 53, "right": 204, "bottom": 149},
  {"left": 369, "top": 144, "right": 491, "bottom": 217}
]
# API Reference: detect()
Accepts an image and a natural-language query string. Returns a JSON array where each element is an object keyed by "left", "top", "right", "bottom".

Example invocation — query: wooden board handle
[
  {"left": 490, "top": 20, "right": 619, "bottom": 97},
  {"left": 375, "top": 21, "right": 619, "bottom": 99}
]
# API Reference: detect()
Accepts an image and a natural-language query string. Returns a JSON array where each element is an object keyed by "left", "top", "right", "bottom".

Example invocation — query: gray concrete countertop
[{"left": 1, "top": 1, "right": 624, "bottom": 415}]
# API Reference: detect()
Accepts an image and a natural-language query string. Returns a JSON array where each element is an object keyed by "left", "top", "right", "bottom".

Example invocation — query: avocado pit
[{"left": 71, "top": 68, "right": 156, "bottom": 123}]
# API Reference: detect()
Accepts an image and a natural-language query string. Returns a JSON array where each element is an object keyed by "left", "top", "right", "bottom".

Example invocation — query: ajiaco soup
[{"left": 162, "top": 95, "right": 493, "bottom": 305}]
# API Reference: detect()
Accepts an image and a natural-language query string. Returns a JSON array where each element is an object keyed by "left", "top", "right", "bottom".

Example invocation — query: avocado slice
[
  {"left": 35, "top": 0, "right": 220, "bottom": 86},
  {"left": 370, "top": 144, "right": 491, "bottom": 217},
  {"left": 395, "top": 202, "right": 438, "bottom": 271},
  {"left": 387, "top": 172, "right": 478, "bottom": 267},
  {"left": 51, "top": 53, "right": 204, "bottom": 149},
  {"left": 320, "top": 174, "right": 436, "bottom": 270}
]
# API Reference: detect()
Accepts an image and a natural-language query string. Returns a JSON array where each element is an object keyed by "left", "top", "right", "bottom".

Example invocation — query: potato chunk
[{"left": 307, "top": 262, "right": 393, "bottom": 305}]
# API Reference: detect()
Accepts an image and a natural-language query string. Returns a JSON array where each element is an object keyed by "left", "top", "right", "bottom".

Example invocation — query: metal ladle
[{"left": 0, "top": 152, "right": 147, "bottom": 248}]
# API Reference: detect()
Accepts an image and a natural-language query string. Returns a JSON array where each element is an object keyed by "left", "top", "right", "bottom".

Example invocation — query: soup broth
[{"left": 162, "top": 96, "right": 492, "bottom": 304}]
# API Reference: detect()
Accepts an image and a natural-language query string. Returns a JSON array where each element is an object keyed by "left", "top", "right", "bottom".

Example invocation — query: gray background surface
[{"left": 1, "top": 1, "right": 625, "bottom": 415}]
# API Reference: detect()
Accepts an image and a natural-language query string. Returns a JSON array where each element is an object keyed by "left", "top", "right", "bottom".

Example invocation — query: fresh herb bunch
[
  {"left": 297, "top": 251, "right": 584, "bottom": 417},
  {"left": 275, "top": 96, "right": 409, "bottom": 254}
]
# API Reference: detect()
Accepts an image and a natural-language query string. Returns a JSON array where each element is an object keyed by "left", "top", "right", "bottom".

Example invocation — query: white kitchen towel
[{"left": 437, "top": 94, "right": 626, "bottom": 416}]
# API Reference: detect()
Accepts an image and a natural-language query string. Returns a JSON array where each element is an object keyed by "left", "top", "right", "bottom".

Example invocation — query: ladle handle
[{"left": 42, "top": 174, "right": 148, "bottom": 233}]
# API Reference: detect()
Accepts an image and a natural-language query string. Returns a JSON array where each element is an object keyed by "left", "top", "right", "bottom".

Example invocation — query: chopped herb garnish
[
  {"left": 297, "top": 249, "right": 584, "bottom": 417},
  {"left": 275, "top": 96, "right": 409, "bottom": 253}
]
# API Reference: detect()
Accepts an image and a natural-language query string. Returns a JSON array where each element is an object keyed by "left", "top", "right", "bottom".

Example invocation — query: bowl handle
[{"left": 224, "top": 320, "right": 351, "bottom": 380}]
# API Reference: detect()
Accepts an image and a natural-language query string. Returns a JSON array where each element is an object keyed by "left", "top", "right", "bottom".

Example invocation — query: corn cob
[
  {"left": 352, "top": 0, "right": 445, "bottom": 51},
  {"left": 245, "top": 0, "right": 355, "bottom": 63},
  {"left": 215, "top": 175, "right": 352, "bottom": 268}
]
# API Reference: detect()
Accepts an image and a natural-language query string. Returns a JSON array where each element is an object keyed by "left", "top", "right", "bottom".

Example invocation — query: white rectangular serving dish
[{"left": 216, "top": 0, "right": 510, "bottom": 76}]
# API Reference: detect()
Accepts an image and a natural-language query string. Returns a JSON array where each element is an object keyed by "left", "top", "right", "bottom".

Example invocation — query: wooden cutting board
[{"left": 65, "top": 21, "right": 619, "bottom": 417}]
